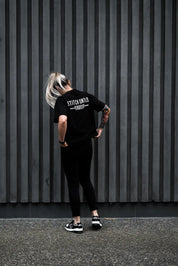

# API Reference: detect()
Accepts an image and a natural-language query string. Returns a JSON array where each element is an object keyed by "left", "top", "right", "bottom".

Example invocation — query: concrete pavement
[{"left": 0, "top": 218, "right": 178, "bottom": 266}]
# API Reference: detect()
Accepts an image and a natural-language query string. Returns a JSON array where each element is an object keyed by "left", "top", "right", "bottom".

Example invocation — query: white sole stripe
[
  {"left": 92, "top": 221, "right": 102, "bottom": 225},
  {"left": 65, "top": 227, "right": 83, "bottom": 232}
]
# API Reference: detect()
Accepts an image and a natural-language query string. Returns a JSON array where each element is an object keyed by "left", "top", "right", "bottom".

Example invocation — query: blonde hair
[{"left": 45, "top": 72, "right": 69, "bottom": 109}]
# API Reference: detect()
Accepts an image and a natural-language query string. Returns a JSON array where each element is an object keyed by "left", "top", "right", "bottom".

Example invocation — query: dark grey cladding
[{"left": 0, "top": 0, "right": 177, "bottom": 205}]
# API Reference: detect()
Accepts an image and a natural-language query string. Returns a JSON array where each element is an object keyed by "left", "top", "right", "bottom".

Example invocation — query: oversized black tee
[{"left": 53, "top": 89, "right": 105, "bottom": 145}]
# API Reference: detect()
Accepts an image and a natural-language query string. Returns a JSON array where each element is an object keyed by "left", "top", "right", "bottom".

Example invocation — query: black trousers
[{"left": 61, "top": 139, "right": 98, "bottom": 217}]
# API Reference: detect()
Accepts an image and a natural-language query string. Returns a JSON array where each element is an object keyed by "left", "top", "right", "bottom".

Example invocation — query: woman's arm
[
  {"left": 95, "top": 104, "right": 111, "bottom": 138},
  {"left": 58, "top": 115, "right": 68, "bottom": 147}
]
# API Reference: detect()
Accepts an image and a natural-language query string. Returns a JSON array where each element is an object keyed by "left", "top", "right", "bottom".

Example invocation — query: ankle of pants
[{"left": 90, "top": 206, "right": 98, "bottom": 212}]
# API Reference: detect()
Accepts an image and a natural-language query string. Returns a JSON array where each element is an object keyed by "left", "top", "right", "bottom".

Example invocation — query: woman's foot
[
  {"left": 92, "top": 215, "right": 102, "bottom": 229},
  {"left": 91, "top": 210, "right": 102, "bottom": 229},
  {"left": 65, "top": 220, "right": 83, "bottom": 233}
]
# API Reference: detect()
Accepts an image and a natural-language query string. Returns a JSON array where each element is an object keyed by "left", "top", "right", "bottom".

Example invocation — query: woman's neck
[{"left": 63, "top": 84, "right": 73, "bottom": 93}]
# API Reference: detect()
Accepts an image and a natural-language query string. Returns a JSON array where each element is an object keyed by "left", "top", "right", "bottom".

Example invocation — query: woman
[{"left": 45, "top": 72, "right": 110, "bottom": 233}]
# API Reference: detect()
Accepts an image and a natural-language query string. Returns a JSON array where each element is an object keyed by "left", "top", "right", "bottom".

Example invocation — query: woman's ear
[{"left": 68, "top": 80, "right": 71, "bottom": 86}]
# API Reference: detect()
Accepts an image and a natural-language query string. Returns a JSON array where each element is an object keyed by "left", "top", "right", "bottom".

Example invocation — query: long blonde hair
[{"left": 45, "top": 72, "right": 69, "bottom": 108}]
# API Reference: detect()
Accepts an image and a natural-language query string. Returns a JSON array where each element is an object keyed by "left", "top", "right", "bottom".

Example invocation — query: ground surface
[{"left": 0, "top": 218, "right": 178, "bottom": 266}]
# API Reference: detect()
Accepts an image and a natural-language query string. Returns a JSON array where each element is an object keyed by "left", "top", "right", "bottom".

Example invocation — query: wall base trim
[{"left": 0, "top": 202, "right": 178, "bottom": 218}]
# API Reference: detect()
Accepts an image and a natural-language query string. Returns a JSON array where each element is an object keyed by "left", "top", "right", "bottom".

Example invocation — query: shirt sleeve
[
  {"left": 88, "top": 94, "right": 105, "bottom": 112},
  {"left": 53, "top": 97, "right": 68, "bottom": 123}
]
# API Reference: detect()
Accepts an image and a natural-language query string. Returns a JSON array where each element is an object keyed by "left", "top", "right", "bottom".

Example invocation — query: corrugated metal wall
[{"left": 0, "top": 0, "right": 177, "bottom": 204}]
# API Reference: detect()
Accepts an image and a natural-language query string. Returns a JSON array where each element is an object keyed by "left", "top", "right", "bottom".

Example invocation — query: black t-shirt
[{"left": 53, "top": 89, "right": 105, "bottom": 145}]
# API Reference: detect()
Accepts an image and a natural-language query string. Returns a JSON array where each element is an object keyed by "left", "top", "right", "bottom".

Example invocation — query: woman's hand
[
  {"left": 60, "top": 141, "right": 68, "bottom": 148},
  {"left": 95, "top": 128, "right": 103, "bottom": 138}
]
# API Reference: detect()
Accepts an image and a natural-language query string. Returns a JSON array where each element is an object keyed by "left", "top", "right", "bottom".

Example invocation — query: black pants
[{"left": 61, "top": 139, "right": 98, "bottom": 217}]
